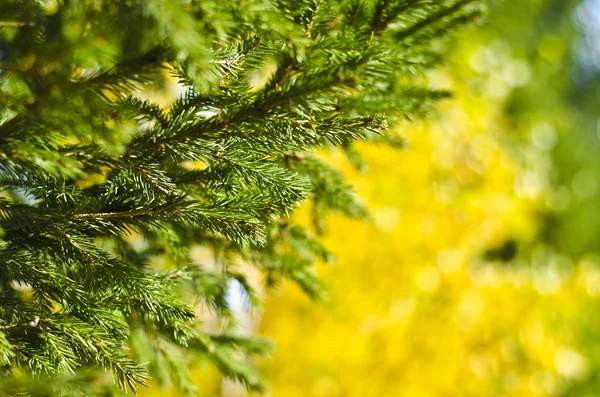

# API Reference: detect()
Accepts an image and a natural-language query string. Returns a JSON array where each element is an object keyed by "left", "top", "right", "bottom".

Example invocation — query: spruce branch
[{"left": 0, "top": 0, "right": 482, "bottom": 393}]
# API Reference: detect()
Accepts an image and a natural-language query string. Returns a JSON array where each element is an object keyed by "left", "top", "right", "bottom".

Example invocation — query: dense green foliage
[{"left": 0, "top": 0, "right": 482, "bottom": 395}]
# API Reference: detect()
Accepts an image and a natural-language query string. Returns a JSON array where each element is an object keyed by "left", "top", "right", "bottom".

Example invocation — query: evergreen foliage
[{"left": 0, "top": 0, "right": 482, "bottom": 394}]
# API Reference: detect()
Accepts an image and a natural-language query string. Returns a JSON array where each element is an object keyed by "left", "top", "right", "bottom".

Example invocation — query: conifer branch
[{"left": 0, "top": 0, "right": 483, "bottom": 394}]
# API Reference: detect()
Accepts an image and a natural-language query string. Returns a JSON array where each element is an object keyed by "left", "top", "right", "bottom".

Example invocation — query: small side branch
[{"left": 0, "top": 21, "right": 34, "bottom": 28}]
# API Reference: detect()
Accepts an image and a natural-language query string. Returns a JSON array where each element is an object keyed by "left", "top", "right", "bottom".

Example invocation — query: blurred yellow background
[
  {"left": 255, "top": 1, "right": 600, "bottom": 394},
  {"left": 258, "top": 82, "right": 587, "bottom": 397}
]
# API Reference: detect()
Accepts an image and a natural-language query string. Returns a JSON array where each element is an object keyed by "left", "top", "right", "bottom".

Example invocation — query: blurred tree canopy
[{"left": 251, "top": 1, "right": 600, "bottom": 396}]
